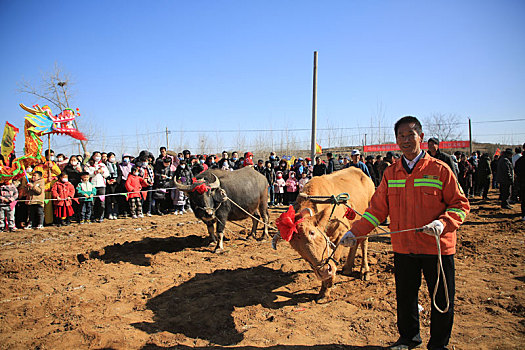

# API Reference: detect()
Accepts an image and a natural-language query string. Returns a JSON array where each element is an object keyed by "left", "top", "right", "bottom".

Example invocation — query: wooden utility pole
[
  {"left": 468, "top": 118, "right": 472, "bottom": 154},
  {"left": 166, "top": 127, "right": 169, "bottom": 149},
  {"left": 310, "top": 51, "right": 318, "bottom": 160}
]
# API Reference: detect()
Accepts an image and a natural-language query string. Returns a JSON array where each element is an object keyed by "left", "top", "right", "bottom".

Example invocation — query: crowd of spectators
[{"left": 0, "top": 142, "right": 524, "bottom": 231}]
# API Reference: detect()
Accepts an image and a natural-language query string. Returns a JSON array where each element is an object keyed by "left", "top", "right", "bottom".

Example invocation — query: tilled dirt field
[{"left": 0, "top": 189, "right": 523, "bottom": 350}]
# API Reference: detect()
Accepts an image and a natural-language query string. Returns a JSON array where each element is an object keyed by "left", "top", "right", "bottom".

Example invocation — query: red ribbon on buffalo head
[
  {"left": 191, "top": 177, "right": 210, "bottom": 194},
  {"left": 275, "top": 205, "right": 305, "bottom": 242},
  {"left": 193, "top": 183, "right": 209, "bottom": 194}
]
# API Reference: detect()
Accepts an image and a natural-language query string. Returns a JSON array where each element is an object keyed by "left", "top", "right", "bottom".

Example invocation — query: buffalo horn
[
  {"left": 299, "top": 207, "right": 314, "bottom": 217},
  {"left": 174, "top": 182, "right": 195, "bottom": 192},
  {"left": 208, "top": 174, "right": 220, "bottom": 189},
  {"left": 271, "top": 233, "right": 282, "bottom": 250}
]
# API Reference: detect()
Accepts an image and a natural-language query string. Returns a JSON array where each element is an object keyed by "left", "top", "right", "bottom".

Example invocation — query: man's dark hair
[
  {"left": 327, "top": 152, "right": 333, "bottom": 158},
  {"left": 44, "top": 149, "right": 54, "bottom": 157},
  {"left": 515, "top": 147, "right": 522, "bottom": 154},
  {"left": 394, "top": 116, "right": 422, "bottom": 136},
  {"left": 160, "top": 147, "right": 166, "bottom": 152}
]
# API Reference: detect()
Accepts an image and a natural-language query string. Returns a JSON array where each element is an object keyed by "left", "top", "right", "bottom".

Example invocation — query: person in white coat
[{"left": 85, "top": 152, "right": 110, "bottom": 222}]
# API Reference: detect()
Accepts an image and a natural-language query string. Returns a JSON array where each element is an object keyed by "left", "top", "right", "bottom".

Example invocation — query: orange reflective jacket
[{"left": 351, "top": 152, "right": 470, "bottom": 255}]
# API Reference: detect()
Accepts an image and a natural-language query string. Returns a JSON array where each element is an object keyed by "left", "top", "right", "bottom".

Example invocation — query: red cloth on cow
[{"left": 275, "top": 205, "right": 304, "bottom": 241}]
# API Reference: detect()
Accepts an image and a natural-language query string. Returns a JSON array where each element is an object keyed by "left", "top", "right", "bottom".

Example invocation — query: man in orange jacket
[{"left": 341, "top": 116, "right": 470, "bottom": 350}]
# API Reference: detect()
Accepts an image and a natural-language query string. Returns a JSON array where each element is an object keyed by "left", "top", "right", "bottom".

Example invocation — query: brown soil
[{"left": 0, "top": 190, "right": 523, "bottom": 350}]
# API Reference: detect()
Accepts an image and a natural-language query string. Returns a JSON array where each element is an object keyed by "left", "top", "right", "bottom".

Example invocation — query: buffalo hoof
[
  {"left": 213, "top": 247, "right": 225, "bottom": 254},
  {"left": 256, "top": 235, "right": 269, "bottom": 242},
  {"left": 315, "top": 293, "right": 333, "bottom": 304},
  {"left": 362, "top": 271, "right": 371, "bottom": 281},
  {"left": 341, "top": 267, "right": 355, "bottom": 277}
]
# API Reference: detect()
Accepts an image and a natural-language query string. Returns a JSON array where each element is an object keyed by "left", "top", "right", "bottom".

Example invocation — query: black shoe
[{"left": 388, "top": 338, "right": 422, "bottom": 349}]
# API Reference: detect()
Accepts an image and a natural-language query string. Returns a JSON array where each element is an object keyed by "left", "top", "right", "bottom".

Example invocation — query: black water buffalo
[{"left": 175, "top": 167, "right": 270, "bottom": 252}]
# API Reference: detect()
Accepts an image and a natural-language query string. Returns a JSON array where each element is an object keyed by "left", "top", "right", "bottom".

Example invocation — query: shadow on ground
[
  {"left": 80, "top": 235, "right": 209, "bottom": 266},
  {"left": 140, "top": 345, "right": 385, "bottom": 350},
  {"left": 132, "top": 265, "right": 322, "bottom": 346}
]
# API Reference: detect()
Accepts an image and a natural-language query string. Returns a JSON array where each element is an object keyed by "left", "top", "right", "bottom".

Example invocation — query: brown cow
[{"left": 273, "top": 167, "right": 375, "bottom": 301}]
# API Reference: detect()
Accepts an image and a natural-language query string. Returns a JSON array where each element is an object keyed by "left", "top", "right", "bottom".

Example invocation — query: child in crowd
[
  {"left": 85, "top": 152, "right": 109, "bottom": 223},
  {"left": 117, "top": 154, "right": 133, "bottom": 217},
  {"left": 77, "top": 172, "right": 97, "bottom": 224},
  {"left": 285, "top": 171, "right": 298, "bottom": 205},
  {"left": 51, "top": 173, "right": 75, "bottom": 226},
  {"left": 274, "top": 171, "right": 286, "bottom": 206},
  {"left": 172, "top": 181, "right": 187, "bottom": 215},
  {"left": 0, "top": 179, "right": 18, "bottom": 231},
  {"left": 56, "top": 153, "right": 68, "bottom": 171},
  {"left": 105, "top": 152, "right": 119, "bottom": 220},
  {"left": 126, "top": 166, "right": 150, "bottom": 218},
  {"left": 298, "top": 172, "right": 309, "bottom": 192},
  {"left": 25, "top": 170, "right": 45, "bottom": 229}
]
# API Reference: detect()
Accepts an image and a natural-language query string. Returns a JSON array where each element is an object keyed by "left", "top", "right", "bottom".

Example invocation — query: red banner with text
[{"left": 363, "top": 141, "right": 470, "bottom": 153}]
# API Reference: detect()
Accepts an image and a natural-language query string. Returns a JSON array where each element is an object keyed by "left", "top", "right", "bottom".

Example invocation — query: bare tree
[
  {"left": 370, "top": 101, "right": 389, "bottom": 144},
  {"left": 234, "top": 128, "right": 247, "bottom": 152},
  {"left": 18, "top": 62, "right": 88, "bottom": 153},
  {"left": 197, "top": 133, "right": 207, "bottom": 154},
  {"left": 423, "top": 113, "right": 463, "bottom": 141}
]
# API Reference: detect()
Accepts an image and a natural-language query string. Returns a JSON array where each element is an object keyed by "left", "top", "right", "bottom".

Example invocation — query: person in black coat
[
  {"left": 427, "top": 138, "right": 458, "bottom": 178},
  {"left": 312, "top": 156, "right": 327, "bottom": 177},
  {"left": 190, "top": 156, "right": 205, "bottom": 176},
  {"left": 490, "top": 154, "right": 500, "bottom": 189},
  {"left": 496, "top": 149, "right": 514, "bottom": 209},
  {"left": 275, "top": 159, "right": 289, "bottom": 180},
  {"left": 263, "top": 161, "right": 276, "bottom": 206},
  {"left": 269, "top": 152, "right": 280, "bottom": 169},
  {"left": 326, "top": 152, "right": 339, "bottom": 174},
  {"left": 175, "top": 160, "right": 193, "bottom": 185},
  {"left": 476, "top": 153, "right": 492, "bottom": 199},
  {"left": 153, "top": 157, "right": 174, "bottom": 215},
  {"left": 514, "top": 143, "right": 525, "bottom": 220},
  {"left": 365, "top": 155, "right": 379, "bottom": 186}
]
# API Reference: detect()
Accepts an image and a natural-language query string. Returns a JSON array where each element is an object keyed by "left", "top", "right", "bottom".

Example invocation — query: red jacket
[
  {"left": 125, "top": 174, "right": 149, "bottom": 200},
  {"left": 351, "top": 152, "right": 470, "bottom": 255},
  {"left": 51, "top": 181, "right": 75, "bottom": 207}
]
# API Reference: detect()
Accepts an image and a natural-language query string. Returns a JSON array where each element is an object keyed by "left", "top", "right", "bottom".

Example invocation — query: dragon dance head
[{"left": 20, "top": 103, "right": 87, "bottom": 141}]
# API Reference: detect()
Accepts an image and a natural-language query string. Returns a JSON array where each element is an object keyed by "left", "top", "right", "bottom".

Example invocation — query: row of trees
[{"left": 18, "top": 64, "right": 466, "bottom": 157}]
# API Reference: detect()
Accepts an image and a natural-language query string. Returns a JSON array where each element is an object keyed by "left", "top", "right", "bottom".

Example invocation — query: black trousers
[
  {"left": 93, "top": 187, "right": 106, "bottom": 220},
  {"left": 520, "top": 182, "right": 525, "bottom": 217},
  {"left": 499, "top": 182, "right": 512, "bottom": 207},
  {"left": 478, "top": 178, "right": 490, "bottom": 199},
  {"left": 394, "top": 253, "right": 455, "bottom": 350},
  {"left": 28, "top": 204, "right": 44, "bottom": 227}
]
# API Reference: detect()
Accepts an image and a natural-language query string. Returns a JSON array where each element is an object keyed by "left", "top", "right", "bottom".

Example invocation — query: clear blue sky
[{"left": 1, "top": 0, "right": 524, "bottom": 157}]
